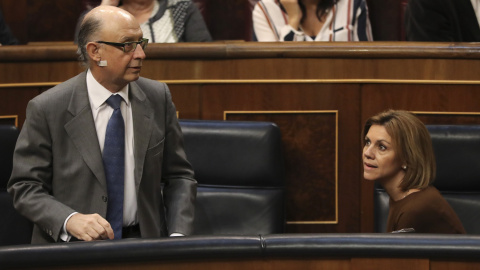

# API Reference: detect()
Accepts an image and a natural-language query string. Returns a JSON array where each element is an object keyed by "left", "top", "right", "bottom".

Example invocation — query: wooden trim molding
[
  {"left": 3, "top": 79, "right": 480, "bottom": 89},
  {"left": 224, "top": 110, "right": 339, "bottom": 225},
  {"left": 2, "top": 42, "right": 480, "bottom": 61},
  {"left": 0, "top": 115, "right": 18, "bottom": 127}
]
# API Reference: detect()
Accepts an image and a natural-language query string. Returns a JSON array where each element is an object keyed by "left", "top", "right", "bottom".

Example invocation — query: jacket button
[{"left": 102, "top": 196, "right": 108, "bottom": 202}]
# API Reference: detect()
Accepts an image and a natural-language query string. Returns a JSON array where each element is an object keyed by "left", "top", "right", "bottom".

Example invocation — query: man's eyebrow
[
  {"left": 119, "top": 37, "right": 133, "bottom": 43},
  {"left": 119, "top": 36, "right": 144, "bottom": 43}
]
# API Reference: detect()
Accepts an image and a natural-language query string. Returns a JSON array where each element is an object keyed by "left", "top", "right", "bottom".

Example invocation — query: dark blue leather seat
[
  {"left": 0, "top": 125, "right": 33, "bottom": 245},
  {"left": 180, "top": 120, "right": 285, "bottom": 235}
]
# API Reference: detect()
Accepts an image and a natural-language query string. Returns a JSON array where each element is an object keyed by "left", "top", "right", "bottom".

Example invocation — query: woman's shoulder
[
  {"left": 253, "top": 0, "right": 285, "bottom": 25},
  {"left": 408, "top": 186, "right": 444, "bottom": 204},
  {"left": 255, "top": 0, "right": 281, "bottom": 11},
  {"left": 402, "top": 186, "right": 465, "bottom": 233},
  {"left": 416, "top": 186, "right": 444, "bottom": 200},
  {"left": 401, "top": 186, "right": 453, "bottom": 218}
]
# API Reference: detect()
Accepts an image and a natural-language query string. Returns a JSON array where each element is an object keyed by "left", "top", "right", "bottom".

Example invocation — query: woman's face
[{"left": 363, "top": 125, "right": 405, "bottom": 184}]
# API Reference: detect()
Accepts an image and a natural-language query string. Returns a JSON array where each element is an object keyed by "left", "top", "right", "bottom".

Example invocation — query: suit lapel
[
  {"left": 64, "top": 72, "right": 107, "bottom": 192},
  {"left": 129, "top": 81, "right": 153, "bottom": 190}
]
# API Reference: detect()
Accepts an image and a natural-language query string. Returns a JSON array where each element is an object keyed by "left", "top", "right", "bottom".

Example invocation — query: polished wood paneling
[
  {"left": 0, "top": 61, "right": 82, "bottom": 84},
  {"left": 0, "top": 87, "right": 42, "bottom": 128},
  {"left": 430, "top": 261, "right": 480, "bottom": 270},
  {"left": 0, "top": 115, "right": 17, "bottom": 126},
  {"left": 416, "top": 113, "right": 480, "bottom": 125},
  {"left": 351, "top": 258, "right": 429, "bottom": 270},
  {"left": 3, "top": 42, "right": 480, "bottom": 82},
  {"left": 33, "top": 258, "right": 480, "bottom": 270},
  {"left": 226, "top": 112, "right": 338, "bottom": 224},
  {"left": 25, "top": 259, "right": 351, "bottom": 270},
  {"left": 168, "top": 84, "right": 202, "bottom": 120},
  {"left": 202, "top": 83, "right": 361, "bottom": 233}
]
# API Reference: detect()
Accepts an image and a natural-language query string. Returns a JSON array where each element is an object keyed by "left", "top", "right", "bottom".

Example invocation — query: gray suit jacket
[{"left": 8, "top": 72, "right": 197, "bottom": 244}]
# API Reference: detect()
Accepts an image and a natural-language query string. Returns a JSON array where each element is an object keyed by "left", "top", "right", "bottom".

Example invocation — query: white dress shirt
[
  {"left": 86, "top": 69, "right": 138, "bottom": 226},
  {"left": 60, "top": 70, "right": 137, "bottom": 241}
]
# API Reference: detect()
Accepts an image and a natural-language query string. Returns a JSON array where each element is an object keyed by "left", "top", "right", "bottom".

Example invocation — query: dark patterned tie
[{"left": 103, "top": 95, "right": 125, "bottom": 240}]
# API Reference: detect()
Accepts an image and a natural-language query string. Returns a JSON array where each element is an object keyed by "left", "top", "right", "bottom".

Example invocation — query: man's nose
[{"left": 134, "top": 44, "right": 146, "bottom": 59}]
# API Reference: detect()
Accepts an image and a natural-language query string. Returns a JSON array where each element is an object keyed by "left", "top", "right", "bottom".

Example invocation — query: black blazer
[{"left": 405, "top": 0, "right": 480, "bottom": 41}]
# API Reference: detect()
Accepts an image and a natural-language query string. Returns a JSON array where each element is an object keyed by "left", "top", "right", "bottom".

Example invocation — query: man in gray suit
[{"left": 8, "top": 5, "right": 196, "bottom": 243}]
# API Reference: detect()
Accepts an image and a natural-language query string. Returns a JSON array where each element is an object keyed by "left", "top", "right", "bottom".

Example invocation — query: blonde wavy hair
[{"left": 362, "top": 110, "right": 436, "bottom": 191}]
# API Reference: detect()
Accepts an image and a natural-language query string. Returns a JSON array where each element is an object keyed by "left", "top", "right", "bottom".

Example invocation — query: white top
[
  {"left": 253, "top": 0, "right": 373, "bottom": 41},
  {"left": 86, "top": 69, "right": 137, "bottom": 227},
  {"left": 471, "top": 0, "right": 480, "bottom": 27},
  {"left": 140, "top": 0, "right": 177, "bottom": 43},
  {"left": 59, "top": 70, "right": 138, "bottom": 242}
]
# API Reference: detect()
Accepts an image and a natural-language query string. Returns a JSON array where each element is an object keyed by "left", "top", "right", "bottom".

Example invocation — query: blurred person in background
[
  {"left": 253, "top": 0, "right": 372, "bottom": 41},
  {"left": 0, "top": 8, "right": 19, "bottom": 45},
  {"left": 76, "top": 0, "right": 211, "bottom": 43},
  {"left": 405, "top": 0, "right": 480, "bottom": 41}
]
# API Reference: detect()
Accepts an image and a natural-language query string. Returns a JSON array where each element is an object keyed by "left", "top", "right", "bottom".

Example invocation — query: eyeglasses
[{"left": 96, "top": 38, "right": 149, "bottom": 53}]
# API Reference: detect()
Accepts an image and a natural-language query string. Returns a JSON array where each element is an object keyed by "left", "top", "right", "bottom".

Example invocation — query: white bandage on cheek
[{"left": 98, "top": 60, "right": 108, "bottom": 67}]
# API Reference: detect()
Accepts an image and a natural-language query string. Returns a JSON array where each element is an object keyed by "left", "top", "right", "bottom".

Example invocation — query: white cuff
[{"left": 60, "top": 212, "right": 78, "bottom": 242}]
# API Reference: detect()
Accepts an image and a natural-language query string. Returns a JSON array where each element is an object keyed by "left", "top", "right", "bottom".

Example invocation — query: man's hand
[{"left": 66, "top": 213, "right": 115, "bottom": 241}]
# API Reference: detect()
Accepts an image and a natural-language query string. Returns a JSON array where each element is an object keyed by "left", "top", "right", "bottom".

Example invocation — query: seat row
[
  {"left": 2, "top": 120, "right": 480, "bottom": 247},
  {"left": 0, "top": 120, "right": 286, "bottom": 245}
]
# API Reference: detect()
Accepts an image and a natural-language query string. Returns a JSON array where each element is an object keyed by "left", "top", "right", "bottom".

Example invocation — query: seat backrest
[
  {"left": 374, "top": 125, "right": 480, "bottom": 234},
  {"left": 179, "top": 120, "right": 285, "bottom": 235},
  {"left": 0, "top": 125, "right": 33, "bottom": 245}
]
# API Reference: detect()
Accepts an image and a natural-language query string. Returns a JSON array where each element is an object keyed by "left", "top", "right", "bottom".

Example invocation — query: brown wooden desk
[{"left": 1, "top": 41, "right": 480, "bottom": 234}]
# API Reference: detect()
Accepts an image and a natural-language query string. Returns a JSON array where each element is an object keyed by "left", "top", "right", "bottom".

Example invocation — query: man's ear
[{"left": 86, "top": 42, "right": 101, "bottom": 62}]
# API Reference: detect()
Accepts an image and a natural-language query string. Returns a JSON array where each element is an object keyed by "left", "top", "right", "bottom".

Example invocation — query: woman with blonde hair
[{"left": 363, "top": 110, "right": 465, "bottom": 234}]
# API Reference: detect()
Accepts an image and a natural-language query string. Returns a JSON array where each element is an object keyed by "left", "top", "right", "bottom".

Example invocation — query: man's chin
[{"left": 126, "top": 73, "right": 141, "bottom": 82}]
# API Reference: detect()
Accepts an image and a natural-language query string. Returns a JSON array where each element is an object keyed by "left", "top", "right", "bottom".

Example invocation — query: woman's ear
[{"left": 86, "top": 42, "right": 101, "bottom": 62}]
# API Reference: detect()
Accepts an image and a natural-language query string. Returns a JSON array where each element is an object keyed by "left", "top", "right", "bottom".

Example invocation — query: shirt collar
[{"left": 86, "top": 69, "right": 130, "bottom": 110}]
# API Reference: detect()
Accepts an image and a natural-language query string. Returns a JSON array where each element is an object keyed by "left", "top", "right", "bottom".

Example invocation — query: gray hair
[{"left": 76, "top": 14, "right": 102, "bottom": 67}]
